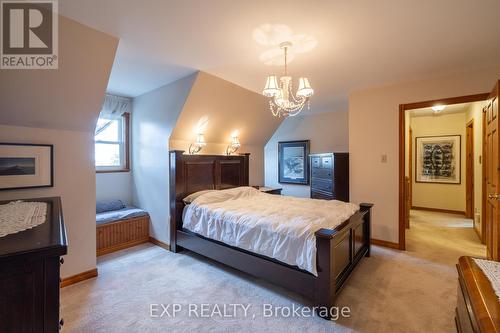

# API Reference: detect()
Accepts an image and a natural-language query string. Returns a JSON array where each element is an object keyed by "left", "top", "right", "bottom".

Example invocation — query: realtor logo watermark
[{"left": 1, "top": 0, "right": 58, "bottom": 69}]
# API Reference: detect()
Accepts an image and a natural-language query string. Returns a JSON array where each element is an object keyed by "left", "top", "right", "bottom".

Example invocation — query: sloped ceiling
[
  {"left": 0, "top": 15, "right": 118, "bottom": 132},
  {"left": 170, "top": 71, "right": 283, "bottom": 146}
]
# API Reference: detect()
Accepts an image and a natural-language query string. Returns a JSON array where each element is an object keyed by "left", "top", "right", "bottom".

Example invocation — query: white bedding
[{"left": 182, "top": 187, "right": 359, "bottom": 276}]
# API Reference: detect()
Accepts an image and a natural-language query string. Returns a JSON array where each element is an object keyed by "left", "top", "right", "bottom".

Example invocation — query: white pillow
[{"left": 183, "top": 190, "right": 216, "bottom": 204}]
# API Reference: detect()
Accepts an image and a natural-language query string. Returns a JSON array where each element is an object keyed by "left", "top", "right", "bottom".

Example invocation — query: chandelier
[{"left": 262, "top": 42, "right": 314, "bottom": 117}]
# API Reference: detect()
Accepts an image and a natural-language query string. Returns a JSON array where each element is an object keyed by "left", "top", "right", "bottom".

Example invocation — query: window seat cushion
[{"left": 96, "top": 206, "right": 148, "bottom": 225}]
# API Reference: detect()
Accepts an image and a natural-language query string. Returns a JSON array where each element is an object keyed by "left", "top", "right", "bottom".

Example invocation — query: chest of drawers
[{"left": 310, "top": 153, "right": 349, "bottom": 202}]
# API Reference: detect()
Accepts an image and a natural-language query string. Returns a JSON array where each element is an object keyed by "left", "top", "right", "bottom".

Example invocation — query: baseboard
[
  {"left": 411, "top": 206, "right": 465, "bottom": 215},
  {"left": 371, "top": 238, "right": 400, "bottom": 250},
  {"left": 97, "top": 237, "right": 150, "bottom": 257},
  {"left": 149, "top": 237, "right": 170, "bottom": 251},
  {"left": 60, "top": 268, "right": 98, "bottom": 288}
]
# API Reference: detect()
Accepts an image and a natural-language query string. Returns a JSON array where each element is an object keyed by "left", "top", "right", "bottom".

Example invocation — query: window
[{"left": 94, "top": 113, "right": 129, "bottom": 172}]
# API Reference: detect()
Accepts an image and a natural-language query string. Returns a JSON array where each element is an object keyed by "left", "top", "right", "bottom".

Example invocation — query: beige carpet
[{"left": 61, "top": 210, "right": 485, "bottom": 333}]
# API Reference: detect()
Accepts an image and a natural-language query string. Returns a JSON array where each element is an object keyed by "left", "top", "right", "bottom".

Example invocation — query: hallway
[{"left": 406, "top": 209, "right": 486, "bottom": 265}]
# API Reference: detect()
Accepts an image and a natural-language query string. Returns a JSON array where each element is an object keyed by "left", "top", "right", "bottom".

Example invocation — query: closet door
[{"left": 485, "top": 80, "right": 499, "bottom": 259}]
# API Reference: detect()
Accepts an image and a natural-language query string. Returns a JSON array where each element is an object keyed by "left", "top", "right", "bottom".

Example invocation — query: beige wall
[
  {"left": 410, "top": 113, "right": 466, "bottom": 211},
  {"left": 465, "top": 101, "right": 486, "bottom": 235},
  {"left": 0, "top": 16, "right": 117, "bottom": 278},
  {"left": 0, "top": 126, "right": 97, "bottom": 278},
  {"left": 264, "top": 111, "right": 349, "bottom": 197},
  {"left": 349, "top": 66, "right": 500, "bottom": 243}
]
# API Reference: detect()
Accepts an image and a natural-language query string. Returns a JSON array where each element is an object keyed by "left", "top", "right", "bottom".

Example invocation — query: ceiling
[
  {"left": 409, "top": 102, "right": 471, "bottom": 117},
  {"left": 59, "top": 0, "right": 500, "bottom": 113}
]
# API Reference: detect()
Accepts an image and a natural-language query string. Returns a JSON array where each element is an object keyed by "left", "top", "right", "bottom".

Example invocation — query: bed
[{"left": 169, "top": 151, "right": 373, "bottom": 319}]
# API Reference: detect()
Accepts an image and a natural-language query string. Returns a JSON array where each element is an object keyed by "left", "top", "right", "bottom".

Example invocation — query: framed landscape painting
[
  {"left": 278, "top": 140, "right": 310, "bottom": 185},
  {"left": 0, "top": 143, "right": 53, "bottom": 190},
  {"left": 415, "top": 135, "right": 460, "bottom": 184}
]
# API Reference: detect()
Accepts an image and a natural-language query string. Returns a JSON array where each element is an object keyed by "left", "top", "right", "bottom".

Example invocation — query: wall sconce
[
  {"left": 226, "top": 134, "right": 241, "bottom": 155},
  {"left": 189, "top": 133, "right": 206, "bottom": 154}
]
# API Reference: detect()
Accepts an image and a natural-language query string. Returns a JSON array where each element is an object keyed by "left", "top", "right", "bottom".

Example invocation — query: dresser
[
  {"left": 0, "top": 197, "right": 67, "bottom": 333},
  {"left": 455, "top": 256, "right": 500, "bottom": 333},
  {"left": 310, "top": 153, "right": 349, "bottom": 202}
]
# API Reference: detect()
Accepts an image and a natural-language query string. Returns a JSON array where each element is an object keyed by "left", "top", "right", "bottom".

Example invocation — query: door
[
  {"left": 485, "top": 80, "right": 499, "bottom": 260},
  {"left": 466, "top": 121, "right": 474, "bottom": 219}
]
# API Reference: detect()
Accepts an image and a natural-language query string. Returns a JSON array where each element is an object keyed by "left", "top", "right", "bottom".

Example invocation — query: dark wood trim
[
  {"left": 371, "top": 238, "right": 400, "bottom": 250},
  {"left": 169, "top": 150, "right": 372, "bottom": 319},
  {"left": 411, "top": 206, "right": 465, "bottom": 215},
  {"left": 95, "top": 112, "right": 130, "bottom": 173},
  {"left": 399, "top": 93, "right": 489, "bottom": 252},
  {"left": 149, "top": 237, "right": 170, "bottom": 251},
  {"left": 60, "top": 268, "right": 98, "bottom": 288},
  {"left": 96, "top": 168, "right": 130, "bottom": 174}
]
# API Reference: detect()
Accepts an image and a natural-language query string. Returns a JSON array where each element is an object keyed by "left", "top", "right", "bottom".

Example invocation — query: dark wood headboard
[{"left": 169, "top": 150, "right": 250, "bottom": 249}]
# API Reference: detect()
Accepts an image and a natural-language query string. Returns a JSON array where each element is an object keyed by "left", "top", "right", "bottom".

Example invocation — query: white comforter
[{"left": 182, "top": 187, "right": 359, "bottom": 276}]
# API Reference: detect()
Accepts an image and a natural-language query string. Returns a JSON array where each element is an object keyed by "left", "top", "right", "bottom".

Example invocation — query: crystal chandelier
[{"left": 262, "top": 42, "right": 314, "bottom": 117}]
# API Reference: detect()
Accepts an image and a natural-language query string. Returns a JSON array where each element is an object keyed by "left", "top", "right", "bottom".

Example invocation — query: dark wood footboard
[
  {"left": 315, "top": 203, "right": 372, "bottom": 317},
  {"left": 168, "top": 150, "right": 373, "bottom": 320}
]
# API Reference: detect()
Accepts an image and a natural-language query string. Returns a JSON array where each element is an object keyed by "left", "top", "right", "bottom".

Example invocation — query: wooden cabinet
[
  {"left": 310, "top": 153, "right": 349, "bottom": 202},
  {"left": 455, "top": 256, "right": 500, "bottom": 333},
  {"left": 0, "top": 197, "right": 67, "bottom": 333}
]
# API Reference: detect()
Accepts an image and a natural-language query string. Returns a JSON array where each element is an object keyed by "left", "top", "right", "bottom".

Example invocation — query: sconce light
[
  {"left": 189, "top": 133, "right": 206, "bottom": 154},
  {"left": 226, "top": 134, "right": 241, "bottom": 155}
]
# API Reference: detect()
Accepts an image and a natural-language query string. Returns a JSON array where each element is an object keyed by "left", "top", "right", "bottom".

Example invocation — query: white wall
[
  {"left": 0, "top": 15, "right": 117, "bottom": 278},
  {"left": 410, "top": 113, "right": 466, "bottom": 212},
  {"left": 349, "top": 66, "right": 500, "bottom": 244},
  {"left": 132, "top": 74, "right": 197, "bottom": 244},
  {"left": 96, "top": 173, "right": 132, "bottom": 204},
  {"left": 0, "top": 126, "right": 96, "bottom": 278},
  {"left": 264, "top": 111, "right": 349, "bottom": 197}
]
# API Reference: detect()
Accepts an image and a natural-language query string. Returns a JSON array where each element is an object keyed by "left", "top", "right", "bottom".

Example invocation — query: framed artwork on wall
[
  {"left": 0, "top": 143, "right": 54, "bottom": 190},
  {"left": 278, "top": 140, "right": 310, "bottom": 185},
  {"left": 415, "top": 135, "right": 461, "bottom": 184}
]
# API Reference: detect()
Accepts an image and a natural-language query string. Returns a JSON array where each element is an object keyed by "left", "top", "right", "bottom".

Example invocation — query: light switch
[{"left": 381, "top": 154, "right": 387, "bottom": 163}]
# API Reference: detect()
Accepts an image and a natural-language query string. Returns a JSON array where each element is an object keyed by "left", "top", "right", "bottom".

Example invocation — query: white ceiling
[
  {"left": 59, "top": 0, "right": 500, "bottom": 112},
  {"left": 409, "top": 102, "right": 471, "bottom": 118}
]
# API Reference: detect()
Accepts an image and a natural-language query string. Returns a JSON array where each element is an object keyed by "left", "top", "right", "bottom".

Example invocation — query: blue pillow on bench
[{"left": 96, "top": 200, "right": 126, "bottom": 214}]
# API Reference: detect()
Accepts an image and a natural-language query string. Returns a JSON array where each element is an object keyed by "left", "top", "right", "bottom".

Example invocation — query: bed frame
[{"left": 169, "top": 150, "right": 372, "bottom": 319}]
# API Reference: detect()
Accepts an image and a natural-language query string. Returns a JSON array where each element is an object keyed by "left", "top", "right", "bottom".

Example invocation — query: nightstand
[{"left": 253, "top": 186, "right": 282, "bottom": 195}]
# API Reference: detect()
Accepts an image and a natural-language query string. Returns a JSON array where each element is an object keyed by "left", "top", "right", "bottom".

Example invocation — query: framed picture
[
  {"left": 278, "top": 140, "right": 310, "bottom": 185},
  {"left": 0, "top": 143, "right": 54, "bottom": 190},
  {"left": 415, "top": 135, "right": 460, "bottom": 184}
]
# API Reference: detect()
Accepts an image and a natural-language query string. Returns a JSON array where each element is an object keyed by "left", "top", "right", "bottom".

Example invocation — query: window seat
[{"left": 96, "top": 202, "right": 150, "bottom": 256}]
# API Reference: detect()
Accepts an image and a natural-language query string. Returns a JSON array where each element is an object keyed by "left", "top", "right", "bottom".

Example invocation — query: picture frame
[
  {"left": 278, "top": 140, "right": 310, "bottom": 185},
  {"left": 415, "top": 135, "right": 461, "bottom": 184},
  {"left": 0, "top": 143, "right": 54, "bottom": 190}
]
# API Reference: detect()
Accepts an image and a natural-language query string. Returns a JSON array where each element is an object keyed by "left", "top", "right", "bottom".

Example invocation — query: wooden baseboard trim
[
  {"left": 371, "top": 238, "right": 400, "bottom": 250},
  {"left": 149, "top": 237, "right": 170, "bottom": 251},
  {"left": 411, "top": 206, "right": 465, "bottom": 215},
  {"left": 97, "top": 237, "right": 150, "bottom": 257},
  {"left": 60, "top": 268, "right": 98, "bottom": 288}
]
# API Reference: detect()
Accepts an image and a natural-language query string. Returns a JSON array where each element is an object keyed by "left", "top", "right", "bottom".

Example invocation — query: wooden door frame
[
  {"left": 399, "top": 93, "right": 489, "bottom": 250},
  {"left": 482, "top": 106, "right": 487, "bottom": 244},
  {"left": 465, "top": 119, "right": 474, "bottom": 219}
]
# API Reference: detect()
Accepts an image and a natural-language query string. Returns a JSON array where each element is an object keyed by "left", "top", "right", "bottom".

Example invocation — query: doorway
[
  {"left": 399, "top": 92, "right": 491, "bottom": 252},
  {"left": 466, "top": 120, "right": 474, "bottom": 220}
]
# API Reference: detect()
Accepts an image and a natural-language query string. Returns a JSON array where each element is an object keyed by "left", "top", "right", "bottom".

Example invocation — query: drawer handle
[
  {"left": 60, "top": 258, "right": 64, "bottom": 265},
  {"left": 59, "top": 318, "right": 64, "bottom": 329}
]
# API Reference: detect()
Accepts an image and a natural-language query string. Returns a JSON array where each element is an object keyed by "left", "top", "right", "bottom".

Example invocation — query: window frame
[{"left": 95, "top": 113, "right": 130, "bottom": 173}]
